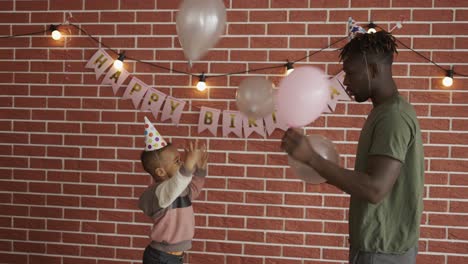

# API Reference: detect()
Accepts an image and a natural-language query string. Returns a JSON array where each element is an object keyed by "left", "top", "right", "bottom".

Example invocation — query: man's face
[
  {"left": 342, "top": 56, "right": 372, "bottom": 103},
  {"left": 158, "top": 145, "right": 182, "bottom": 179}
]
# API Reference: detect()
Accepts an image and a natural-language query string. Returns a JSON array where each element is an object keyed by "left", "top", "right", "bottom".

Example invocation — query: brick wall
[{"left": 0, "top": 0, "right": 467, "bottom": 263}]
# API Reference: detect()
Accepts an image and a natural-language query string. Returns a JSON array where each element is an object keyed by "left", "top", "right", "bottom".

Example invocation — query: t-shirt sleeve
[{"left": 368, "top": 112, "right": 413, "bottom": 163}]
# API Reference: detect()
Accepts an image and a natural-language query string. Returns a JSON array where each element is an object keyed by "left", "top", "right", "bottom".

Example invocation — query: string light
[
  {"left": 442, "top": 69, "right": 454, "bottom": 87},
  {"left": 367, "top": 22, "right": 377, "bottom": 34},
  {"left": 286, "top": 61, "right": 294, "bottom": 75},
  {"left": 196, "top": 73, "right": 207, "bottom": 91},
  {"left": 113, "top": 52, "right": 125, "bottom": 70},
  {"left": 0, "top": 22, "right": 466, "bottom": 88},
  {"left": 49, "top": 24, "right": 62, "bottom": 40}
]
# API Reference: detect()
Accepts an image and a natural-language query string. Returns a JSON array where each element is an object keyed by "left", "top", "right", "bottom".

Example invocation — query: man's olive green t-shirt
[{"left": 350, "top": 94, "right": 425, "bottom": 254}]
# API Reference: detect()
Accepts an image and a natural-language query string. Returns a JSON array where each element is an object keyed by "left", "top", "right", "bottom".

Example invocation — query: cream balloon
[
  {"left": 288, "top": 134, "right": 339, "bottom": 184},
  {"left": 176, "top": 0, "right": 226, "bottom": 62},
  {"left": 236, "top": 77, "right": 275, "bottom": 119}
]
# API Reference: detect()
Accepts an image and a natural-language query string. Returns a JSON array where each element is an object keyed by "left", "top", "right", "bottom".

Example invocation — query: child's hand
[
  {"left": 196, "top": 143, "right": 208, "bottom": 170},
  {"left": 184, "top": 139, "right": 202, "bottom": 172}
]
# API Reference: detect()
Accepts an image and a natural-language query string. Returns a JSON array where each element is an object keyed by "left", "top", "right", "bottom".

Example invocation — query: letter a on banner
[
  {"left": 141, "top": 88, "right": 167, "bottom": 120},
  {"left": 161, "top": 96, "right": 186, "bottom": 125},
  {"left": 243, "top": 117, "right": 266, "bottom": 138},
  {"left": 222, "top": 110, "right": 243, "bottom": 138},
  {"left": 198, "top": 107, "right": 220, "bottom": 136},
  {"left": 327, "top": 71, "right": 350, "bottom": 112},
  {"left": 122, "top": 77, "right": 150, "bottom": 109},
  {"left": 102, "top": 67, "right": 130, "bottom": 94},
  {"left": 85, "top": 49, "right": 113, "bottom": 79}
]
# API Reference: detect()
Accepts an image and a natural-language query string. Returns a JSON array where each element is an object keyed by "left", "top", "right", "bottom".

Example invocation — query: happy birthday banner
[{"left": 86, "top": 49, "right": 350, "bottom": 138}]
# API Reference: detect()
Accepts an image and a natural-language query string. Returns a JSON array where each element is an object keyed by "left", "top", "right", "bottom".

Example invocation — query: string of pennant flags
[
  {"left": 85, "top": 47, "right": 350, "bottom": 138},
  {"left": 2, "top": 17, "right": 466, "bottom": 138}
]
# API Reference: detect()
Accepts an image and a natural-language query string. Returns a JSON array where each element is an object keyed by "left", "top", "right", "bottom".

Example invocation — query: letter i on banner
[
  {"left": 122, "top": 77, "right": 150, "bottom": 109},
  {"left": 161, "top": 96, "right": 186, "bottom": 125},
  {"left": 85, "top": 49, "right": 114, "bottom": 79},
  {"left": 243, "top": 116, "right": 266, "bottom": 138},
  {"left": 102, "top": 66, "right": 130, "bottom": 94},
  {"left": 141, "top": 88, "right": 167, "bottom": 120},
  {"left": 198, "top": 107, "right": 220, "bottom": 136},
  {"left": 264, "top": 110, "right": 288, "bottom": 136},
  {"left": 222, "top": 110, "right": 243, "bottom": 138}
]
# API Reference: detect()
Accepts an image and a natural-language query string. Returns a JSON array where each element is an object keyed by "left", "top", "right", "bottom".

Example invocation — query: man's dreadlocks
[{"left": 339, "top": 30, "right": 398, "bottom": 64}]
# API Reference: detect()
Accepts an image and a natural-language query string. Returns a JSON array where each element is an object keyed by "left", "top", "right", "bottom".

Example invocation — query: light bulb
[
  {"left": 442, "top": 76, "right": 453, "bottom": 87},
  {"left": 196, "top": 81, "right": 207, "bottom": 91},
  {"left": 286, "top": 62, "right": 294, "bottom": 75},
  {"left": 196, "top": 73, "right": 207, "bottom": 91},
  {"left": 51, "top": 30, "right": 62, "bottom": 40},
  {"left": 442, "top": 69, "right": 454, "bottom": 87},
  {"left": 113, "top": 59, "right": 123, "bottom": 70},
  {"left": 113, "top": 52, "right": 126, "bottom": 70}
]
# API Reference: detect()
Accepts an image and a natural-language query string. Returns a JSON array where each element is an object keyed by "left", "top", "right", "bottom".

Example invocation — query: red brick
[
  {"left": 50, "top": 0, "right": 83, "bottom": 10},
  {"left": 232, "top": 0, "right": 268, "bottom": 8},
  {"left": 98, "top": 235, "right": 131, "bottom": 247},
  {"left": 244, "top": 244, "right": 281, "bottom": 256},
  {"left": 82, "top": 245, "right": 115, "bottom": 258},
  {"left": 82, "top": 197, "right": 115, "bottom": 209},
  {"left": 62, "top": 232, "right": 96, "bottom": 244},
  {"left": 228, "top": 230, "right": 264, "bottom": 242},
  {"left": 435, "top": 0, "right": 468, "bottom": 7},
  {"left": 29, "top": 255, "right": 61, "bottom": 264},
  {"left": 82, "top": 221, "right": 116, "bottom": 234},
  {"left": 47, "top": 195, "right": 80, "bottom": 207},
  {"left": 189, "top": 253, "right": 225, "bottom": 264},
  {"left": 434, "top": 23, "right": 468, "bottom": 35},
  {"left": 84, "top": 0, "right": 118, "bottom": 9},
  {"left": 47, "top": 243, "right": 80, "bottom": 256}
]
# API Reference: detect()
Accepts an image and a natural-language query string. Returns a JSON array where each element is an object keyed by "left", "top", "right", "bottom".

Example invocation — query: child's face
[{"left": 157, "top": 145, "right": 182, "bottom": 180}]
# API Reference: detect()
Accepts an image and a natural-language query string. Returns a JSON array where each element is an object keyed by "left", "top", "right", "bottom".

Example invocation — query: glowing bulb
[
  {"left": 51, "top": 30, "right": 62, "bottom": 40},
  {"left": 286, "top": 62, "right": 294, "bottom": 75},
  {"left": 113, "top": 59, "right": 123, "bottom": 70},
  {"left": 367, "top": 28, "right": 377, "bottom": 34},
  {"left": 442, "top": 69, "right": 454, "bottom": 87},
  {"left": 196, "top": 73, "right": 207, "bottom": 91},
  {"left": 442, "top": 76, "right": 453, "bottom": 87},
  {"left": 113, "top": 52, "right": 126, "bottom": 70},
  {"left": 197, "top": 81, "right": 207, "bottom": 91}
]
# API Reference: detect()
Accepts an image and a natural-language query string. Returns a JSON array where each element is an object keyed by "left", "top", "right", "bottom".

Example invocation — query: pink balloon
[
  {"left": 288, "top": 134, "right": 339, "bottom": 184},
  {"left": 277, "top": 66, "right": 330, "bottom": 127}
]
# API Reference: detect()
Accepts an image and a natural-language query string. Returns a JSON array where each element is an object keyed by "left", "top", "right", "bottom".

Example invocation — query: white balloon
[{"left": 176, "top": 0, "right": 226, "bottom": 62}]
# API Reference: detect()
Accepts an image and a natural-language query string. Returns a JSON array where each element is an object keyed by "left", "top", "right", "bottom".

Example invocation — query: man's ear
[
  {"left": 369, "top": 63, "right": 379, "bottom": 78},
  {"left": 155, "top": 168, "right": 166, "bottom": 177}
]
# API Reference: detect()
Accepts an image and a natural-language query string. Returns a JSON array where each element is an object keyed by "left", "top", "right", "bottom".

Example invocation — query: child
[{"left": 139, "top": 117, "right": 208, "bottom": 264}]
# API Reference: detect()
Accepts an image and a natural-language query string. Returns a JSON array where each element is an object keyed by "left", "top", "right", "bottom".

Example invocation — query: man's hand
[{"left": 281, "top": 128, "right": 319, "bottom": 164}]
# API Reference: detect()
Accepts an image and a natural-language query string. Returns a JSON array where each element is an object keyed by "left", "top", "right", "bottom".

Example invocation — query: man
[{"left": 281, "top": 31, "right": 424, "bottom": 264}]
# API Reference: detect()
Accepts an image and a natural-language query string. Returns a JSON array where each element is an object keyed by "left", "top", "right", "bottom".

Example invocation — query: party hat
[
  {"left": 144, "top": 116, "right": 167, "bottom": 151},
  {"left": 347, "top": 17, "right": 366, "bottom": 40}
]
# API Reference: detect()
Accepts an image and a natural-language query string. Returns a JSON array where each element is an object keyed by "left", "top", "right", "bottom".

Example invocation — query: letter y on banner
[
  {"left": 161, "top": 96, "right": 186, "bottom": 125},
  {"left": 198, "top": 107, "right": 220, "bottom": 136},
  {"left": 85, "top": 49, "right": 113, "bottom": 79}
]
